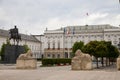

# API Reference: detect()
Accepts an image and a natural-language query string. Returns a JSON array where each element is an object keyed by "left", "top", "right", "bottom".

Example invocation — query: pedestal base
[
  {"left": 16, "top": 58, "right": 37, "bottom": 69},
  {"left": 117, "top": 58, "right": 120, "bottom": 70},
  {"left": 3, "top": 45, "right": 25, "bottom": 64}
]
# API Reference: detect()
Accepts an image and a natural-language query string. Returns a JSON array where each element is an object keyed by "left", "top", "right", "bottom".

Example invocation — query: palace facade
[
  {"left": 1, "top": 24, "right": 120, "bottom": 59},
  {"left": 36, "top": 24, "right": 120, "bottom": 58}
]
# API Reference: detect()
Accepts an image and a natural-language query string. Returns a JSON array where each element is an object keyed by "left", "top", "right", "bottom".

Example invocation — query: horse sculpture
[{"left": 9, "top": 26, "right": 21, "bottom": 45}]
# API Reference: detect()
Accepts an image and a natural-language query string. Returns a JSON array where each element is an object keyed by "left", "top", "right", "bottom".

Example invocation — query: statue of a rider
[
  {"left": 13, "top": 25, "right": 18, "bottom": 37},
  {"left": 9, "top": 25, "right": 21, "bottom": 45}
]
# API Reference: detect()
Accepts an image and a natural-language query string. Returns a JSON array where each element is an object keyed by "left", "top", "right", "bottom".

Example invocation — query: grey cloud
[{"left": 0, "top": 0, "right": 119, "bottom": 34}]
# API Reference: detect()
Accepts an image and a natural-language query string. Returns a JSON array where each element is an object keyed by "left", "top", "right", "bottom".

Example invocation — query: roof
[
  {"left": 67, "top": 24, "right": 119, "bottom": 30},
  {"left": 53, "top": 24, "right": 119, "bottom": 33},
  {"left": 0, "top": 29, "right": 40, "bottom": 42}
]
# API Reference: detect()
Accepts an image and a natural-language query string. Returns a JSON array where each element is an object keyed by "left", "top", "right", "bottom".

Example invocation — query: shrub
[{"left": 42, "top": 58, "right": 71, "bottom": 66}]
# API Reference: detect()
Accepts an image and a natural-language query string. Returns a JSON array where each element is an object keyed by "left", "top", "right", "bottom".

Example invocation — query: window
[
  {"left": 114, "top": 41, "right": 117, "bottom": 44},
  {"left": 82, "top": 36, "right": 84, "bottom": 38},
  {"left": 57, "top": 54, "right": 60, "bottom": 58},
  {"left": 58, "top": 41, "right": 60, "bottom": 49},
  {"left": 53, "top": 41, "right": 55, "bottom": 49},
  {"left": 48, "top": 42, "right": 50, "bottom": 49},
  {"left": 47, "top": 54, "right": 50, "bottom": 57},
  {"left": 65, "top": 41, "right": 67, "bottom": 49},
  {"left": 119, "top": 38, "right": 120, "bottom": 42},
  {"left": 32, "top": 46, "right": 34, "bottom": 50},
  {"left": 94, "top": 35, "right": 96, "bottom": 38},
  {"left": 52, "top": 54, "right": 55, "bottom": 58}
]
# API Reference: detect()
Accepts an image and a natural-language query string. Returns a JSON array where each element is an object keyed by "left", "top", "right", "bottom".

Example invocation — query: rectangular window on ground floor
[
  {"left": 57, "top": 54, "right": 60, "bottom": 58},
  {"left": 47, "top": 54, "right": 50, "bottom": 58},
  {"left": 52, "top": 54, "right": 55, "bottom": 58}
]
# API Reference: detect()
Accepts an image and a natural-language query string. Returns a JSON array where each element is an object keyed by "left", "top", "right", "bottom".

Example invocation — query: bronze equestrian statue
[{"left": 9, "top": 25, "right": 21, "bottom": 45}]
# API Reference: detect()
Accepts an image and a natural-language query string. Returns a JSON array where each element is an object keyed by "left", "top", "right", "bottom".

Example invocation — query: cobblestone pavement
[{"left": 0, "top": 63, "right": 120, "bottom": 80}]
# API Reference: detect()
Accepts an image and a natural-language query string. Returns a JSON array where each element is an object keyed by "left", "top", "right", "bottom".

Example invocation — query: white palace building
[
  {"left": 0, "top": 29, "right": 41, "bottom": 59},
  {"left": 35, "top": 24, "right": 120, "bottom": 59},
  {"left": 0, "top": 24, "right": 120, "bottom": 59}
]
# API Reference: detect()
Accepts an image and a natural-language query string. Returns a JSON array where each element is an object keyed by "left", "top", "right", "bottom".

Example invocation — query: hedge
[{"left": 42, "top": 58, "right": 71, "bottom": 66}]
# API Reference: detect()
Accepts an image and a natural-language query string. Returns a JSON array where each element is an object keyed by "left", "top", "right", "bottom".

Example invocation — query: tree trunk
[
  {"left": 109, "top": 57, "right": 110, "bottom": 66},
  {"left": 1, "top": 54, "right": 4, "bottom": 61},
  {"left": 105, "top": 57, "right": 108, "bottom": 66},
  {"left": 111, "top": 58, "right": 114, "bottom": 65},
  {"left": 96, "top": 57, "right": 99, "bottom": 68},
  {"left": 101, "top": 57, "right": 104, "bottom": 67}
]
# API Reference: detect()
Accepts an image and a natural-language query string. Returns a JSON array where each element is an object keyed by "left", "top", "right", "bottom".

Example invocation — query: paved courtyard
[{"left": 0, "top": 63, "right": 120, "bottom": 80}]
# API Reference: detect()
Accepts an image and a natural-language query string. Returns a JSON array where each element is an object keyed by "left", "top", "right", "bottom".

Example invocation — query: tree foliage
[
  {"left": 82, "top": 41, "right": 99, "bottom": 56},
  {"left": 95, "top": 43, "right": 107, "bottom": 57},
  {"left": 72, "top": 41, "right": 84, "bottom": 57},
  {"left": 82, "top": 41, "right": 119, "bottom": 58},
  {"left": 0, "top": 38, "right": 11, "bottom": 60},
  {"left": 23, "top": 44, "right": 30, "bottom": 53},
  {"left": 82, "top": 40, "right": 120, "bottom": 67},
  {"left": 0, "top": 43, "right": 6, "bottom": 56}
]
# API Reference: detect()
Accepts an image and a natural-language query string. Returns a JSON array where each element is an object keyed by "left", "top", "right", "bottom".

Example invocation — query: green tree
[
  {"left": 82, "top": 40, "right": 120, "bottom": 68},
  {"left": 95, "top": 43, "right": 107, "bottom": 67},
  {"left": 0, "top": 43, "right": 6, "bottom": 60},
  {"left": 82, "top": 41, "right": 100, "bottom": 56},
  {"left": 82, "top": 41, "right": 100, "bottom": 68},
  {"left": 72, "top": 41, "right": 84, "bottom": 57},
  {"left": 0, "top": 39, "right": 11, "bottom": 61},
  {"left": 104, "top": 42, "right": 119, "bottom": 65},
  {"left": 23, "top": 44, "right": 30, "bottom": 53},
  {"left": 108, "top": 45, "right": 119, "bottom": 65}
]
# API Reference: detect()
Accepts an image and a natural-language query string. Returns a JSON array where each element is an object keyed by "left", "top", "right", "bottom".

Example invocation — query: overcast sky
[{"left": 0, "top": 0, "right": 120, "bottom": 35}]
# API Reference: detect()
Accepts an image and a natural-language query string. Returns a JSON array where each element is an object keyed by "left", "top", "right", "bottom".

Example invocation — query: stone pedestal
[
  {"left": 117, "top": 57, "right": 120, "bottom": 70},
  {"left": 16, "top": 50, "right": 37, "bottom": 69},
  {"left": 71, "top": 49, "right": 92, "bottom": 70},
  {"left": 16, "top": 59, "right": 37, "bottom": 69},
  {"left": 3, "top": 45, "right": 25, "bottom": 64},
  {"left": 71, "top": 57, "right": 81, "bottom": 70}
]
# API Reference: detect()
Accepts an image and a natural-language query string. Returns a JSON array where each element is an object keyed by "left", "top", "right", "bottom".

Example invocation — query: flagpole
[
  {"left": 68, "top": 44, "right": 69, "bottom": 58},
  {"left": 86, "top": 13, "right": 89, "bottom": 25},
  {"left": 67, "top": 28, "right": 69, "bottom": 58},
  {"left": 63, "top": 28, "right": 65, "bottom": 58},
  {"left": 66, "top": 27, "right": 70, "bottom": 58}
]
